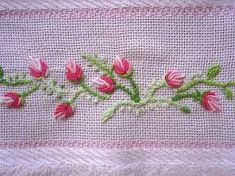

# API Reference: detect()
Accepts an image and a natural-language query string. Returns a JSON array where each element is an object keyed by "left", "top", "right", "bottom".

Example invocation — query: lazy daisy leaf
[
  {"left": 223, "top": 87, "right": 233, "bottom": 100},
  {"left": 179, "top": 106, "right": 191, "bottom": 113},
  {"left": 207, "top": 64, "right": 220, "bottom": 79},
  {"left": 0, "top": 65, "right": 4, "bottom": 79}
]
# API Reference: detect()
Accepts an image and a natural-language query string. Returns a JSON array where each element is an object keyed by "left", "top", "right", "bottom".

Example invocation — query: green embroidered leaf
[
  {"left": 171, "top": 94, "right": 182, "bottom": 102},
  {"left": 81, "top": 55, "right": 114, "bottom": 78},
  {"left": 207, "top": 64, "right": 220, "bottom": 79},
  {"left": 193, "top": 89, "right": 202, "bottom": 102},
  {"left": 101, "top": 109, "right": 115, "bottom": 123},
  {"left": 20, "top": 84, "right": 39, "bottom": 97},
  {"left": 101, "top": 100, "right": 133, "bottom": 122},
  {"left": 0, "top": 65, "right": 4, "bottom": 79},
  {"left": 223, "top": 87, "right": 233, "bottom": 100},
  {"left": 171, "top": 90, "right": 201, "bottom": 102},
  {"left": 179, "top": 106, "right": 191, "bottom": 113}
]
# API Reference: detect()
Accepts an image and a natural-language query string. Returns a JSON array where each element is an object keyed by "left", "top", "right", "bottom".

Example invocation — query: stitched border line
[
  {"left": 0, "top": 140, "right": 233, "bottom": 149},
  {"left": 0, "top": 6, "right": 234, "bottom": 19}
]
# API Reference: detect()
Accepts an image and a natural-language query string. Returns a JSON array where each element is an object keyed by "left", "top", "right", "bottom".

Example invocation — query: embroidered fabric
[
  {"left": 0, "top": 2, "right": 235, "bottom": 176},
  {"left": 0, "top": 6, "right": 234, "bottom": 145}
]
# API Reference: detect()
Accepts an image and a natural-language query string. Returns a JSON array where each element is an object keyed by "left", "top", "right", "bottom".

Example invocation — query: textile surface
[
  {"left": 0, "top": 1, "right": 234, "bottom": 175},
  {"left": 0, "top": 0, "right": 234, "bottom": 10},
  {"left": 0, "top": 6, "right": 234, "bottom": 146}
]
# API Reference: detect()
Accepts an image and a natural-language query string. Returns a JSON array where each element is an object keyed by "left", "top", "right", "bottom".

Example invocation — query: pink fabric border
[
  {"left": 0, "top": 6, "right": 234, "bottom": 19},
  {"left": 0, "top": 140, "right": 234, "bottom": 149}
]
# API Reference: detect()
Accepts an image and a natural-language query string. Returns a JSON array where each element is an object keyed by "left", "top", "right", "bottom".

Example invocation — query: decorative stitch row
[
  {"left": 0, "top": 6, "right": 234, "bottom": 19},
  {"left": 0, "top": 55, "right": 235, "bottom": 122},
  {"left": 0, "top": 140, "right": 233, "bottom": 149}
]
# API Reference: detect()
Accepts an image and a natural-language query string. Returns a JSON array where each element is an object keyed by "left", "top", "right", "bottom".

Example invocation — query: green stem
[
  {"left": 171, "top": 92, "right": 199, "bottom": 102},
  {"left": 0, "top": 79, "right": 32, "bottom": 86},
  {"left": 177, "top": 79, "right": 235, "bottom": 93},
  {"left": 101, "top": 100, "right": 134, "bottom": 122},
  {"left": 142, "top": 97, "right": 191, "bottom": 113},
  {"left": 126, "top": 75, "right": 140, "bottom": 102},
  {"left": 69, "top": 88, "right": 85, "bottom": 104},
  {"left": 80, "top": 81, "right": 110, "bottom": 100},
  {"left": 116, "top": 83, "right": 135, "bottom": 99},
  {"left": 145, "top": 80, "right": 166, "bottom": 99},
  {"left": 101, "top": 97, "right": 190, "bottom": 122},
  {"left": 141, "top": 97, "right": 182, "bottom": 108},
  {"left": 20, "top": 84, "right": 40, "bottom": 97},
  {"left": 82, "top": 54, "right": 114, "bottom": 79}
]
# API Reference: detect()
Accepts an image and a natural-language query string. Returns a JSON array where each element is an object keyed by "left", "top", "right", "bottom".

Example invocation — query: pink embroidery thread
[
  {"left": 93, "top": 75, "right": 116, "bottom": 93},
  {"left": 54, "top": 102, "right": 74, "bottom": 119},
  {"left": 28, "top": 57, "right": 48, "bottom": 78},
  {"left": 165, "top": 70, "right": 185, "bottom": 88},
  {"left": 201, "top": 91, "right": 222, "bottom": 112},
  {"left": 65, "top": 60, "right": 83, "bottom": 82},
  {"left": 112, "top": 56, "right": 132, "bottom": 76},
  {"left": 0, "top": 91, "right": 22, "bottom": 108}
]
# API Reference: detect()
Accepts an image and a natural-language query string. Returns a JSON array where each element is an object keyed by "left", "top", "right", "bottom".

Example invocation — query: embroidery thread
[{"left": 0, "top": 56, "right": 234, "bottom": 122}]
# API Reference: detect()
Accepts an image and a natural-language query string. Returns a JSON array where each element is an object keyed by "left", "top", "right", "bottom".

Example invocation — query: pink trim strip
[
  {"left": 0, "top": 140, "right": 234, "bottom": 149},
  {"left": 0, "top": 6, "right": 234, "bottom": 19}
]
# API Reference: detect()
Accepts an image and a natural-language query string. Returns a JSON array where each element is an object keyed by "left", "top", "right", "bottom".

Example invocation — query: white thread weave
[{"left": 0, "top": 148, "right": 234, "bottom": 176}]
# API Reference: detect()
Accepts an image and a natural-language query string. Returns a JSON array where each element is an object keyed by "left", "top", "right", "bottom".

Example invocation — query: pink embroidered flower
[
  {"left": 93, "top": 75, "right": 115, "bottom": 93},
  {"left": 165, "top": 70, "right": 185, "bottom": 88},
  {"left": 28, "top": 58, "right": 48, "bottom": 78},
  {"left": 65, "top": 60, "right": 83, "bottom": 82},
  {"left": 0, "top": 92, "right": 22, "bottom": 108},
  {"left": 54, "top": 102, "right": 74, "bottom": 119},
  {"left": 201, "top": 91, "right": 222, "bottom": 112},
  {"left": 112, "top": 56, "right": 132, "bottom": 76}
]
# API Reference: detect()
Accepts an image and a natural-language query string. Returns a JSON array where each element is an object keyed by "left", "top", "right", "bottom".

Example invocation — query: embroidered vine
[{"left": 0, "top": 56, "right": 234, "bottom": 122}]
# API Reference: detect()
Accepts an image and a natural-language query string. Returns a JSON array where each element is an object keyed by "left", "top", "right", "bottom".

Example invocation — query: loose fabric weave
[{"left": 0, "top": 7, "right": 234, "bottom": 147}]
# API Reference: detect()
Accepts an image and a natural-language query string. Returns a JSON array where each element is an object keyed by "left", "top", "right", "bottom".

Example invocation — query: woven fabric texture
[
  {"left": 0, "top": 148, "right": 234, "bottom": 176},
  {"left": 0, "top": 6, "right": 235, "bottom": 148},
  {"left": 0, "top": 0, "right": 234, "bottom": 10}
]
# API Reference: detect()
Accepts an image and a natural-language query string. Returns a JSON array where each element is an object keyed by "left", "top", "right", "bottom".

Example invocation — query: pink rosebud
[
  {"left": 0, "top": 92, "right": 22, "bottom": 108},
  {"left": 54, "top": 102, "right": 74, "bottom": 119},
  {"left": 112, "top": 56, "right": 132, "bottom": 76},
  {"left": 165, "top": 70, "right": 185, "bottom": 88},
  {"left": 201, "top": 91, "right": 222, "bottom": 112},
  {"left": 93, "top": 75, "right": 115, "bottom": 93},
  {"left": 65, "top": 60, "right": 83, "bottom": 81},
  {"left": 28, "top": 57, "right": 48, "bottom": 78}
]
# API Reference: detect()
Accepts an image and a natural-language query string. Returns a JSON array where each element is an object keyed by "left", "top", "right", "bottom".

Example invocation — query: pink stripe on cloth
[
  {"left": 0, "top": 140, "right": 234, "bottom": 149},
  {"left": 0, "top": 6, "right": 234, "bottom": 19}
]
